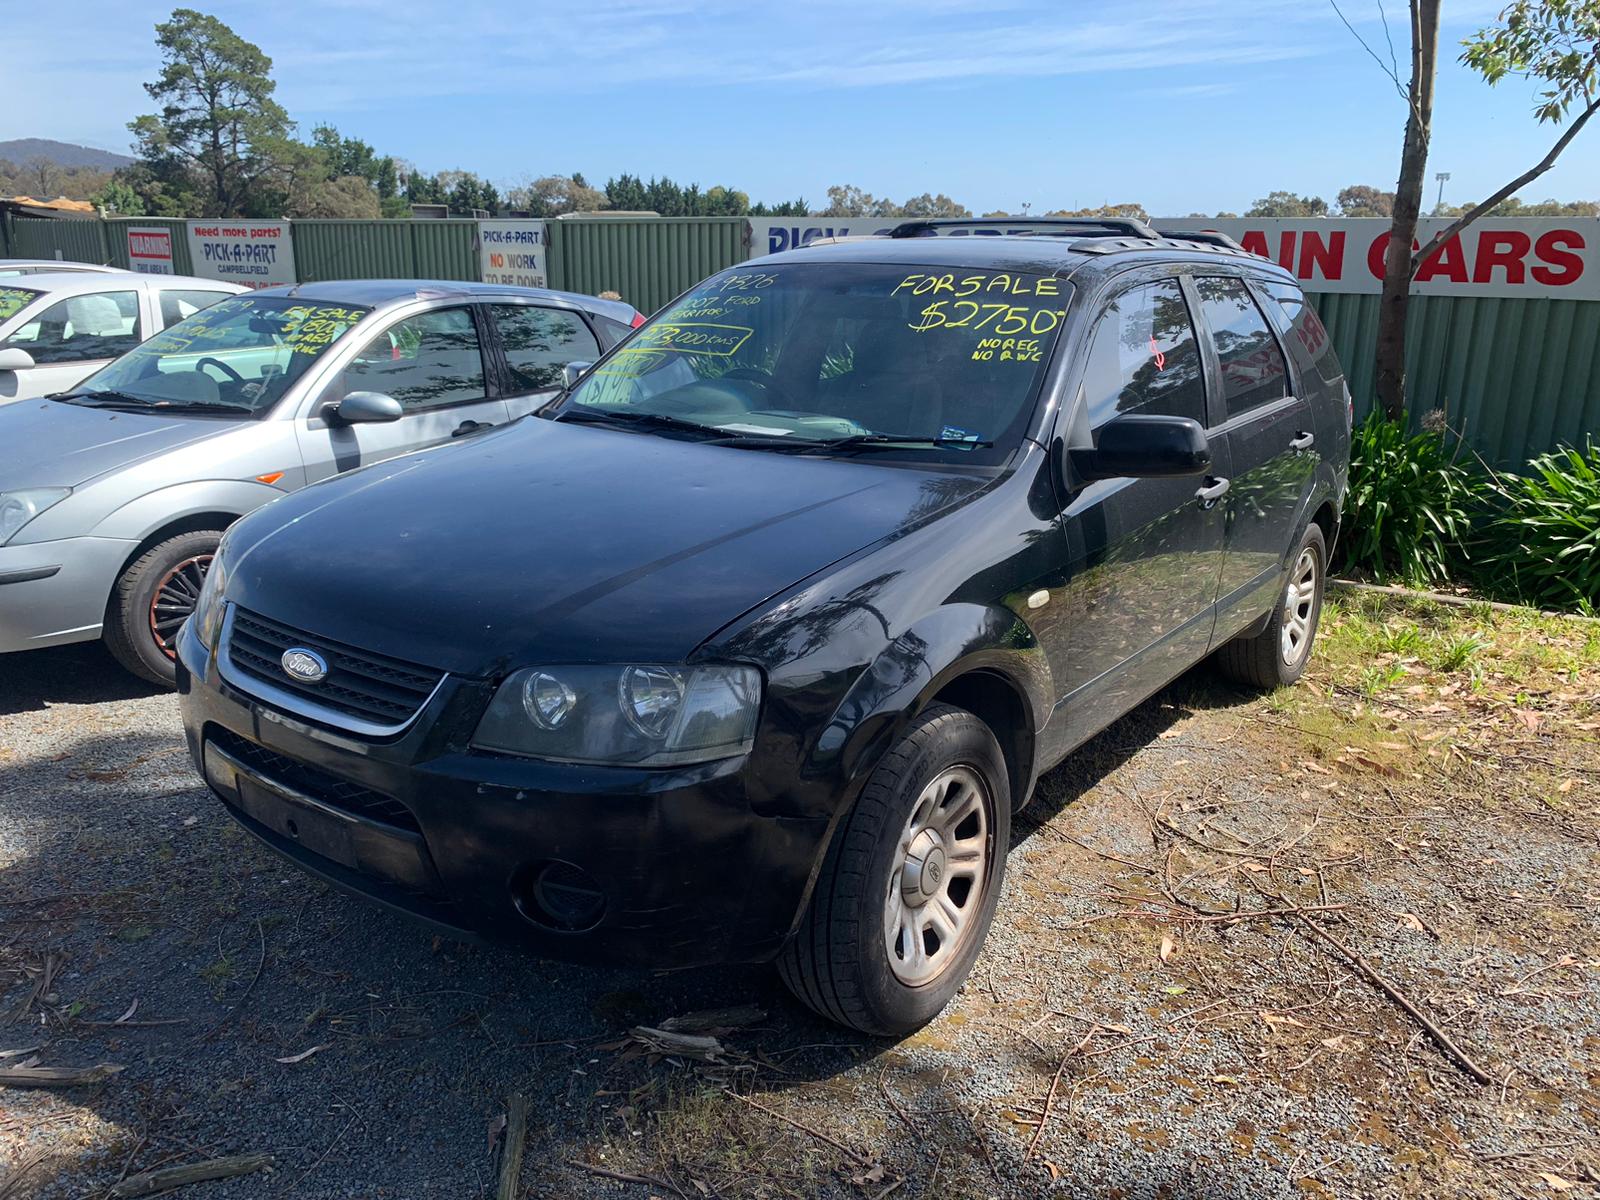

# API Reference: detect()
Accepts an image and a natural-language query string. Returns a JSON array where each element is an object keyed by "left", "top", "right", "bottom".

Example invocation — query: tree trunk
[{"left": 1375, "top": 0, "right": 1441, "bottom": 422}]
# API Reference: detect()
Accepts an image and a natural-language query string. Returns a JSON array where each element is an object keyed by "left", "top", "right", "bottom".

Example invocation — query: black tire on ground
[
  {"left": 777, "top": 703, "right": 1010, "bottom": 1037},
  {"left": 104, "top": 529, "right": 222, "bottom": 688},
  {"left": 1215, "top": 522, "right": 1327, "bottom": 690}
]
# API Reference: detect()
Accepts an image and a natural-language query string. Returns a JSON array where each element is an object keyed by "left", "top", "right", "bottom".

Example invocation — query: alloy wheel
[
  {"left": 883, "top": 764, "right": 993, "bottom": 987},
  {"left": 1280, "top": 546, "right": 1319, "bottom": 666}
]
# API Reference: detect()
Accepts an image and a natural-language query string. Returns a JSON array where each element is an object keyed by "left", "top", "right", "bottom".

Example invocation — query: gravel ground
[{"left": 1, "top": 593, "right": 1597, "bottom": 1199}]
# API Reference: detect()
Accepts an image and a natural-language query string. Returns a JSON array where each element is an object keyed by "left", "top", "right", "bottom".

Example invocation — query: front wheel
[
  {"left": 104, "top": 529, "right": 221, "bottom": 688},
  {"left": 1215, "top": 522, "right": 1327, "bottom": 690},
  {"left": 777, "top": 704, "right": 1009, "bottom": 1036}
]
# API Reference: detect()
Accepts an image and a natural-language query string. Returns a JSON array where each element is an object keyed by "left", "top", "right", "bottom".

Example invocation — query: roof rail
[
  {"left": 1153, "top": 227, "right": 1247, "bottom": 251},
  {"left": 1066, "top": 235, "right": 1270, "bottom": 261},
  {"left": 888, "top": 216, "right": 1159, "bottom": 239}
]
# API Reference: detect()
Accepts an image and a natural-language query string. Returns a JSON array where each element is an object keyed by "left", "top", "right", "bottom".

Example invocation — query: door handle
[
  {"left": 452, "top": 420, "right": 494, "bottom": 438},
  {"left": 1195, "top": 476, "right": 1231, "bottom": 507},
  {"left": 1289, "top": 430, "right": 1315, "bottom": 452}
]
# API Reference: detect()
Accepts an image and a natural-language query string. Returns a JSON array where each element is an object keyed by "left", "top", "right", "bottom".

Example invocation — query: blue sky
[{"left": 7, "top": 0, "right": 1597, "bottom": 214}]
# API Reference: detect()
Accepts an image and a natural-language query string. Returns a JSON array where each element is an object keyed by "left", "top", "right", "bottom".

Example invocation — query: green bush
[
  {"left": 1341, "top": 412, "right": 1474, "bottom": 585},
  {"left": 1476, "top": 442, "right": 1600, "bottom": 613}
]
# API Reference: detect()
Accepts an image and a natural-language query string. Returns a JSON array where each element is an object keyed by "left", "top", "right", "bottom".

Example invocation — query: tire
[
  {"left": 777, "top": 703, "right": 1010, "bottom": 1037},
  {"left": 104, "top": 530, "right": 222, "bottom": 688},
  {"left": 1215, "top": 523, "right": 1327, "bottom": 690}
]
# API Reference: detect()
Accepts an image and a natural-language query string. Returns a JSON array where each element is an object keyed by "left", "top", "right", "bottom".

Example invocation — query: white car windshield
[{"left": 60, "top": 295, "right": 370, "bottom": 415}]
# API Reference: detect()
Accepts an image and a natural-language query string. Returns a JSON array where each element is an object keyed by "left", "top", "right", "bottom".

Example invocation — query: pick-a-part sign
[
  {"left": 479, "top": 220, "right": 547, "bottom": 287},
  {"left": 184, "top": 222, "right": 296, "bottom": 290}
]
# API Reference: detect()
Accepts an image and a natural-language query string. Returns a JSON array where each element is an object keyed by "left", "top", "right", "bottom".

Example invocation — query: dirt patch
[{"left": 1, "top": 592, "right": 1596, "bottom": 1198}]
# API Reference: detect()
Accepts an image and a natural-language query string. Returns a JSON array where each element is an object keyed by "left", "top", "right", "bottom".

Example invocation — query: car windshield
[
  {"left": 60, "top": 294, "right": 371, "bottom": 415},
  {"left": 555, "top": 263, "right": 1073, "bottom": 463}
]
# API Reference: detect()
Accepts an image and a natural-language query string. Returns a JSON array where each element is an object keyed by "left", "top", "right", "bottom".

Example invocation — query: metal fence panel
[
  {"left": 293, "top": 220, "right": 413, "bottom": 281},
  {"left": 104, "top": 217, "right": 194, "bottom": 273},
  {"left": 548, "top": 218, "right": 748, "bottom": 315},
  {"left": 1309, "top": 290, "right": 1600, "bottom": 465},
  {"left": 407, "top": 220, "right": 480, "bottom": 280},
  {"left": 9, "top": 217, "right": 111, "bottom": 266}
]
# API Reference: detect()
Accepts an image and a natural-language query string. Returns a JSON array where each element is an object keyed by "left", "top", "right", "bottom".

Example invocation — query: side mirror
[
  {"left": 563, "top": 360, "right": 595, "bottom": 389},
  {"left": 332, "top": 391, "right": 403, "bottom": 424},
  {"left": 0, "top": 348, "right": 35, "bottom": 373},
  {"left": 1071, "top": 413, "right": 1211, "bottom": 481}
]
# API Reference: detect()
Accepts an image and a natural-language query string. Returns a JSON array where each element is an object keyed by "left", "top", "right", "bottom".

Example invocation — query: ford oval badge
[{"left": 281, "top": 648, "right": 328, "bottom": 684}]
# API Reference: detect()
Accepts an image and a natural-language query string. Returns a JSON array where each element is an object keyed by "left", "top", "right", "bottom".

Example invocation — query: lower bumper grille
[{"left": 208, "top": 727, "right": 421, "bottom": 835}]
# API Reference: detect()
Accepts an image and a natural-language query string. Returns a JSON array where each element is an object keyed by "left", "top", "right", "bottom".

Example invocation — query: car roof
[
  {"left": 1, "top": 270, "right": 246, "bottom": 296},
  {"left": 753, "top": 233, "right": 1300, "bottom": 289},
  {"left": 248, "top": 278, "right": 642, "bottom": 322},
  {"left": 0, "top": 259, "right": 121, "bottom": 274}
]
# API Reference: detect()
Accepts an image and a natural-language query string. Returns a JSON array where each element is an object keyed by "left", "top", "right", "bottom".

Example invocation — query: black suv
[{"left": 176, "top": 218, "right": 1349, "bottom": 1036}]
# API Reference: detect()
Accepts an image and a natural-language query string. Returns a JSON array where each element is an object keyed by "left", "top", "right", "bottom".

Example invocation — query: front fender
[
  {"left": 87, "top": 479, "right": 287, "bottom": 542},
  {"left": 822, "top": 601, "right": 1051, "bottom": 805}
]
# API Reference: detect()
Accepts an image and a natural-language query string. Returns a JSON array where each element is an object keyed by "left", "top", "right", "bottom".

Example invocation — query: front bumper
[
  {"left": 0, "top": 535, "right": 139, "bottom": 653},
  {"left": 175, "top": 616, "right": 827, "bottom": 968}
]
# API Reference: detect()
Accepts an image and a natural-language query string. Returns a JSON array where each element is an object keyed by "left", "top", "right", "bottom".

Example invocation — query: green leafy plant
[
  {"left": 1476, "top": 442, "right": 1600, "bottom": 612},
  {"left": 1433, "top": 633, "right": 1488, "bottom": 673},
  {"left": 1342, "top": 412, "right": 1475, "bottom": 585}
]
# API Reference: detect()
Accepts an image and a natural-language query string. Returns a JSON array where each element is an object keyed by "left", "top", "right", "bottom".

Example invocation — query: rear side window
[
  {"left": 1080, "top": 280, "right": 1206, "bottom": 428},
  {"left": 1193, "top": 277, "right": 1288, "bottom": 418},
  {"left": 0, "top": 289, "right": 143, "bottom": 364},
  {"left": 595, "top": 315, "right": 637, "bottom": 349},
  {"left": 1260, "top": 279, "right": 1341, "bottom": 391},
  {"left": 489, "top": 304, "right": 601, "bottom": 392}
]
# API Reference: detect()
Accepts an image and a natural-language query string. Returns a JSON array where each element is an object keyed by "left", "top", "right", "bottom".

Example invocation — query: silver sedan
[{"left": 0, "top": 279, "right": 642, "bottom": 684}]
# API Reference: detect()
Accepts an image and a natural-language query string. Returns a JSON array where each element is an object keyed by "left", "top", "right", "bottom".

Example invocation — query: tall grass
[
  {"left": 1475, "top": 442, "right": 1600, "bottom": 613},
  {"left": 1341, "top": 412, "right": 1474, "bottom": 585}
]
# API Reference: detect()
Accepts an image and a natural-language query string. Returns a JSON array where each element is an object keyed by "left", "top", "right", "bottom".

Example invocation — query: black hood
[{"left": 224, "top": 419, "right": 987, "bottom": 677}]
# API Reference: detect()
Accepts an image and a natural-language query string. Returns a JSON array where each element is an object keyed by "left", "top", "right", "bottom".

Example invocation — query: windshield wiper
[
  {"left": 554, "top": 406, "right": 724, "bottom": 440},
  {"left": 147, "top": 400, "right": 254, "bottom": 415},
  {"left": 53, "top": 389, "right": 160, "bottom": 408},
  {"left": 793, "top": 432, "right": 997, "bottom": 454}
]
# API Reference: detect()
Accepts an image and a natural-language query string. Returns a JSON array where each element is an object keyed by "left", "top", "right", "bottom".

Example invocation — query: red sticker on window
[{"left": 1148, "top": 336, "right": 1166, "bottom": 370}]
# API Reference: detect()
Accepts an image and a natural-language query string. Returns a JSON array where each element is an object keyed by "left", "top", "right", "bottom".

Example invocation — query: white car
[{"left": 0, "top": 272, "right": 246, "bottom": 404}]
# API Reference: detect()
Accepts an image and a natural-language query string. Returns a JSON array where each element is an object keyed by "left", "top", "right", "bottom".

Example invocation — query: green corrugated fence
[
  {"left": 5, "top": 213, "right": 1596, "bottom": 465},
  {"left": 546, "top": 217, "right": 748, "bottom": 315},
  {"left": 1309, "top": 291, "right": 1600, "bottom": 466}
]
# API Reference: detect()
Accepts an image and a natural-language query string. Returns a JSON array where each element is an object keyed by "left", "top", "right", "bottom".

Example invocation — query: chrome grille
[
  {"left": 224, "top": 607, "right": 444, "bottom": 730},
  {"left": 208, "top": 727, "right": 421, "bottom": 834}
]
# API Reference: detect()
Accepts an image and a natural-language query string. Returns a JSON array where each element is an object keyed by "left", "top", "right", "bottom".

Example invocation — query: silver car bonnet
[{"left": 0, "top": 398, "right": 244, "bottom": 490}]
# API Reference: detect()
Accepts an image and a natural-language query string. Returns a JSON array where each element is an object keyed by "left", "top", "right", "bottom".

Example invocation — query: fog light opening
[{"left": 511, "top": 860, "right": 605, "bottom": 933}]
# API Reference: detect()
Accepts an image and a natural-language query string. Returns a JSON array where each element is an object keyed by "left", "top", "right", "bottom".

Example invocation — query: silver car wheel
[
  {"left": 883, "top": 764, "right": 991, "bottom": 987},
  {"left": 1280, "top": 546, "right": 1319, "bottom": 666}
]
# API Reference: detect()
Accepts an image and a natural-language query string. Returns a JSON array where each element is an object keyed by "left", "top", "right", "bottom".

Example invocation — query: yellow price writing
[
  {"left": 893, "top": 273, "right": 1062, "bottom": 299},
  {"left": 0, "top": 288, "right": 39, "bottom": 320},
  {"left": 909, "top": 300, "right": 1067, "bottom": 337},
  {"left": 622, "top": 322, "right": 754, "bottom": 358}
]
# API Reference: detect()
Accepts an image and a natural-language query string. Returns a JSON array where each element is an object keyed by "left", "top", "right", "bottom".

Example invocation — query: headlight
[
  {"left": 0, "top": 488, "right": 70, "bottom": 545},
  {"left": 190, "top": 539, "right": 231, "bottom": 649},
  {"left": 473, "top": 663, "right": 762, "bottom": 766}
]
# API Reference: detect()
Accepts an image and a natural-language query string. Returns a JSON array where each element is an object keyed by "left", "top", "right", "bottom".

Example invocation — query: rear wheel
[
  {"left": 1215, "top": 523, "right": 1326, "bottom": 690},
  {"left": 777, "top": 704, "right": 1009, "bottom": 1036},
  {"left": 104, "top": 530, "right": 221, "bottom": 688}
]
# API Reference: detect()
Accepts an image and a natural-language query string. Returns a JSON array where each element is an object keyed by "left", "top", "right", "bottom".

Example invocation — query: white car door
[
  {"left": 294, "top": 303, "right": 509, "bottom": 483},
  {"left": 0, "top": 284, "right": 147, "bottom": 404}
]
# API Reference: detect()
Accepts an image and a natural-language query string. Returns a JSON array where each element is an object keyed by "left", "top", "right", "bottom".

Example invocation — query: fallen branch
[
  {"left": 629, "top": 1026, "right": 726, "bottom": 1062},
  {"left": 724, "top": 1089, "right": 870, "bottom": 1165},
  {"left": 1295, "top": 915, "right": 1494, "bottom": 1084},
  {"left": 1025, "top": 1023, "right": 1098, "bottom": 1161},
  {"left": 109, "top": 1153, "right": 275, "bottom": 1198},
  {"left": 0, "top": 1063, "right": 122, "bottom": 1088},
  {"left": 565, "top": 1161, "right": 687, "bottom": 1197},
  {"left": 496, "top": 1094, "right": 528, "bottom": 1200}
]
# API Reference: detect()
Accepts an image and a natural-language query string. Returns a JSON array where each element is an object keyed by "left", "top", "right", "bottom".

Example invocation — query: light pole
[{"left": 1434, "top": 171, "right": 1451, "bottom": 216}]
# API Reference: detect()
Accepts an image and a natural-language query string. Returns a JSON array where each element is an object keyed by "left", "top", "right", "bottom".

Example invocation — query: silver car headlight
[
  {"left": 190, "top": 539, "right": 231, "bottom": 649},
  {"left": 0, "top": 488, "right": 71, "bottom": 545},
  {"left": 472, "top": 663, "right": 762, "bottom": 766}
]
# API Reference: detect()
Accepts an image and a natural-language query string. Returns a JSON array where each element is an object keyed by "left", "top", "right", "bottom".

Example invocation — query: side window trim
[
  {"left": 1187, "top": 272, "right": 1292, "bottom": 424},
  {"left": 1176, "top": 273, "right": 1226, "bottom": 431},
  {"left": 1243, "top": 275, "right": 1303, "bottom": 400}
]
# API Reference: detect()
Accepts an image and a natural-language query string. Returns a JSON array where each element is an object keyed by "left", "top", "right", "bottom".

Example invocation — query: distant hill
[{"left": 0, "top": 139, "right": 133, "bottom": 169}]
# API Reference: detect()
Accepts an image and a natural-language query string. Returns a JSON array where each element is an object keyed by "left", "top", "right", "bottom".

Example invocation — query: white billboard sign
[
  {"left": 184, "top": 220, "right": 296, "bottom": 289},
  {"left": 124, "top": 226, "right": 175, "bottom": 275},
  {"left": 479, "top": 220, "right": 548, "bottom": 287},
  {"left": 1156, "top": 217, "right": 1595, "bottom": 300}
]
